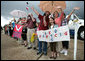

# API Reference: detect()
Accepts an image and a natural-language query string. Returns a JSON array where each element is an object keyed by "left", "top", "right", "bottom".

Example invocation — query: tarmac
[{"left": 1, "top": 33, "right": 84, "bottom": 60}]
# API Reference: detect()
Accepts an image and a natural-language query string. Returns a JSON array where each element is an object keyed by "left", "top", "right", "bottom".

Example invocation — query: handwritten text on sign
[{"left": 37, "top": 25, "right": 70, "bottom": 42}]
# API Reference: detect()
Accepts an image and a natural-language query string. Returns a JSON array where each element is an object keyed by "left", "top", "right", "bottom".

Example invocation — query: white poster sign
[{"left": 37, "top": 25, "right": 70, "bottom": 42}]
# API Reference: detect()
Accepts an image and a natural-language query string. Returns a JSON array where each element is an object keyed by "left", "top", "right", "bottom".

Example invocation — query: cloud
[
  {"left": 1, "top": 16, "right": 19, "bottom": 27},
  {"left": 1, "top": 16, "right": 9, "bottom": 27}
]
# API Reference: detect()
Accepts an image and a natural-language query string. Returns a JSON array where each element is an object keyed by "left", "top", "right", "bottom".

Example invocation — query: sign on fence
[
  {"left": 37, "top": 25, "right": 70, "bottom": 42},
  {"left": 12, "top": 24, "right": 23, "bottom": 38}
]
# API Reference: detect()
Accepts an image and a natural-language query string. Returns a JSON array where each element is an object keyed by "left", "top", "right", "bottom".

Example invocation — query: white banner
[{"left": 37, "top": 25, "right": 70, "bottom": 42}]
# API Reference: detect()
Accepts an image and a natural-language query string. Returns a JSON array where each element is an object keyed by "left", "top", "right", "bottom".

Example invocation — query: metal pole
[{"left": 74, "top": 22, "right": 78, "bottom": 60}]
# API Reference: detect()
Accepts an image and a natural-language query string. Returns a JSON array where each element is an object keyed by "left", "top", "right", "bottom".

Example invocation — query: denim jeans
[{"left": 38, "top": 41, "right": 47, "bottom": 53}]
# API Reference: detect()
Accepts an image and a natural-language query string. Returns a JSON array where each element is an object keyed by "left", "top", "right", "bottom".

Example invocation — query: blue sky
[{"left": 1, "top": 1, "right": 84, "bottom": 27}]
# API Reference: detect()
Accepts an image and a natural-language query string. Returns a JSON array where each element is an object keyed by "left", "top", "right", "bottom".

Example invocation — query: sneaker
[
  {"left": 60, "top": 49, "right": 65, "bottom": 54},
  {"left": 27, "top": 47, "right": 32, "bottom": 49},
  {"left": 37, "top": 51, "right": 42, "bottom": 55},
  {"left": 54, "top": 52, "right": 57, "bottom": 59},
  {"left": 64, "top": 50, "right": 68, "bottom": 56}
]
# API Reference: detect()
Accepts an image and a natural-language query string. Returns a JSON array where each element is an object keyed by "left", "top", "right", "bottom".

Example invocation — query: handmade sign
[
  {"left": 12, "top": 24, "right": 23, "bottom": 38},
  {"left": 37, "top": 25, "right": 70, "bottom": 42}
]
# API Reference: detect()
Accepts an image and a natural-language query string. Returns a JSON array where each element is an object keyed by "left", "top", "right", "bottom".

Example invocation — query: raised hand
[
  {"left": 66, "top": 7, "right": 80, "bottom": 22},
  {"left": 31, "top": 6, "right": 34, "bottom": 10},
  {"left": 30, "top": 13, "right": 33, "bottom": 17},
  {"left": 56, "top": 6, "right": 62, "bottom": 9},
  {"left": 31, "top": 6, "right": 39, "bottom": 16},
  {"left": 43, "top": 16, "right": 47, "bottom": 26},
  {"left": 73, "top": 7, "right": 80, "bottom": 10},
  {"left": 56, "top": 6, "right": 62, "bottom": 13}
]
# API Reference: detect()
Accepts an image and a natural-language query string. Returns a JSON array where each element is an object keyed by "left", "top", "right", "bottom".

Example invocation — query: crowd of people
[{"left": 2, "top": 6, "right": 79, "bottom": 59}]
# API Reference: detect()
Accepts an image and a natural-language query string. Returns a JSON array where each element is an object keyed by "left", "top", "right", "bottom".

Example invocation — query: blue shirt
[
  {"left": 61, "top": 18, "right": 67, "bottom": 26},
  {"left": 12, "top": 22, "right": 15, "bottom": 28}
]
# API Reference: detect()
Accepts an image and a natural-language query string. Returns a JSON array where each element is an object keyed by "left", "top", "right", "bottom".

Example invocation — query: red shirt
[
  {"left": 5, "top": 26, "right": 7, "bottom": 31},
  {"left": 25, "top": 18, "right": 36, "bottom": 29},
  {"left": 38, "top": 14, "right": 49, "bottom": 30}
]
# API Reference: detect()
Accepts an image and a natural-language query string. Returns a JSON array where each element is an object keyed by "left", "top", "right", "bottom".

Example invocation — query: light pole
[{"left": 73, "top": 19, "right": 78, "bottom": 60}]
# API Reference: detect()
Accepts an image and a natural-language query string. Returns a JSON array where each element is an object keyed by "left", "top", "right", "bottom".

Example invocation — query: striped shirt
[{"left": 61, "top": 18, "right": 67, "bottom": 26}]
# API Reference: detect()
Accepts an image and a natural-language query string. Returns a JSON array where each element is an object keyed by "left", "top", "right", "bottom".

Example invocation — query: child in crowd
[{"left": 49, "top": 14, "right": 58, "bottom": 59}]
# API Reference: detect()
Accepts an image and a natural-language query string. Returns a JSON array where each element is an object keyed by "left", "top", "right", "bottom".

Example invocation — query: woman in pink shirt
[
  {"left": 52, "top": 6, "right": 64, "bottom": 57},
  {"left": 53, "top": 6, "right": 64, "bottom": 27}
]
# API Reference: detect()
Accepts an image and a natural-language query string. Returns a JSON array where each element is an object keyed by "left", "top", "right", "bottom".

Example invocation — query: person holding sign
[
  {"left": 60, "top": 7, "right": 80, "bottom": 56},
  {"left": 49, "top": 14, "right": 58, "bottom": 59},
  {"left": 52, "top": 6, "right": 64, "bottom": 56},
  {"left": 31, "top": 6, "right": 50, "bottom": 55}
]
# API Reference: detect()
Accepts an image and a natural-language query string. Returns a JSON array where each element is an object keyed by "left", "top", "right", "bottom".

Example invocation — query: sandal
[
  {"left": 50, "top": 52, "right": 54, "bottom": 59},
  {"left": 54, "top": 52, "right": 57, "bottom": 59},
  {"left": 24, "top": 44, "right": 28, "bottom": 47},
  {"left": 50, "top": 55, "right": 54, "bottom": 58}
]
